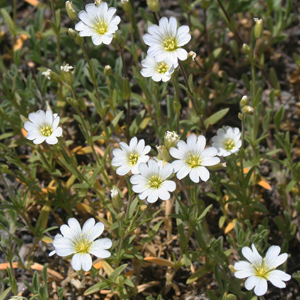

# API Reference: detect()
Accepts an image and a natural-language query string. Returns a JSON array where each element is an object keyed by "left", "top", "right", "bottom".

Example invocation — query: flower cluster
[
  {"left": 141, "top": 17, "right": 191, "bottom": 82},
  {"left": 111, "top": 128, "right": 241, "bottom": 203}
]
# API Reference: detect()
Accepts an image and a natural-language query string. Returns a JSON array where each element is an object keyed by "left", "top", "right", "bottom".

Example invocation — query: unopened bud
[
  {"left": 95, "top": 0, "right": 102, "bottom": 6},
  {"left": 242, "top": 43, "right": 251, "bottom": 57},
  {"left": 242, "top": 105, "right": 254, "bottom": 115},
  {"left": 156, "top": 145, "right": 171, "bottom": 162},
  {"left": 226, "top": 295, "right": 237, "bottom": 300},
  {"left": 111, "top": 187, "right": 123, "bottom": 210},
  {"left": 68, "top": 28, "right": 84, "bottom": 46},
  {"left": 146, "top": 0, "right": 160, "bottom": 12},
  {"left": 188, "top": 51, "right": 197, "bottom": 61},
  {"left": 121, "top": 0, "right": 132, "bottom": 14},
  {"left": 201, "top": 0, "right": 210, "bottom": 9},
  {"left": 238, "top": 112, "right": 243, "bottom": 120},
  {"left": 123, "top": 78, "right": 131, "bottom": 100},
  {"left": 254, "top": 18, "right": 263, "bottom": 39},
  {"left": 66, "top": 97, "right": 78, "bottom": 107},
  {"left": 42, "top": 69, "right": 60, "bottom": 82},
  {"left": 240, "top": 95, "right": 249, "bottom": 107},
  {"left": 113, "top": 32, "right": 125, "bottom": 48},
  {"left": 207, "top": 163, "right": 226, "bottom": 171},
  {"left": 65, "top": 1, "right": 77, "bottom": 21},
  {"left": 164, "top": 131, "right": 179, "bottom": 149},
  {"left": 140, "top": 205, "right": 148, "bottom": 212},
  {"left": 104, "top": 65, "right": 112, "bottom": 76},
  {"left": 60, "top": 64, "right": 74, "bottom": 85}
]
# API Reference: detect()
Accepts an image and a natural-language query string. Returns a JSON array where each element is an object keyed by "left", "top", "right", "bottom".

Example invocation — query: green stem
[{"left": 79, "top": 44, "right": 108, "bottom": 137}]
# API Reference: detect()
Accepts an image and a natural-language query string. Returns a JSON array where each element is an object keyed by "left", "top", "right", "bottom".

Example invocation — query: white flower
[
  {"left": 24, "top": 110, "right": 62, "bottom": 145},
  {"left": 42, "top": 69, "right": 51, "bottom": 79},
  {"left": 111, "top": 137, "right": 151, "bottom": 175},
  {"left": 142, "top": 17, "right": 191, "bottom": 64},
  {"left": 170, "top": 134, "right": 220, "bottom": 183},
  {"left": 140, "top": 56, "right": 177, "bottom": 82},
  {"left": 111, "top": 187, "right": 118, "bottom": 199},
  {"left": 75, "top": 2, "right": 121, "bottom": 46},
  {"left": 234, "top": 244, "right": 291, "bottom": 296},
  {"left": 130, "top": 159, "right": 176, "bottom": 203},
  {"left": 49, "top": 218, "right": 112, "bottom": 272},
  {"left": 211, "top": 126, "right": 242, "bottom": 157},
  {"left": 60, "top": 64, "right": 73, "bottom": 72}
]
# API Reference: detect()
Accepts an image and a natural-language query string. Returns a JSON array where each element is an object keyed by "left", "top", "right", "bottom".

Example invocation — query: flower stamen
[
  {"left": 185, "top": 154, "right": 201, "bottom": 168},
  {"left": 92, "top": 20, "right": 108, "bottom": 35},
  {"left": 148, "top": 175, "right": 163, "bottom": 189},
  {"left": 163, "top": 38, "right": 177, "bottom": 51},
  {"left": 40, "top": 126, "right": 53, "bottom": 137},
  {"left": 128, "top": 153, "right": 139, "bottom": 166},
  {"left": 224, "top": 138, "right": 235, "bottom": 150},
  {"left": 157, "top": 62, "right": 169, "bottom": 74}
]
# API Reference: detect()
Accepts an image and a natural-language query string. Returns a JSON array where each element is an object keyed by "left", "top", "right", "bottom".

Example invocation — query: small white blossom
[
  {"left": 170, "top": 134, "right": 220, "bottom": 183},
  {"left": 111, "top": 187, "right": 118, "bottom": 199},
  {"left": 49, "top": 218, "right": 112, "bottom": 272},
  {"left": 211, "top": 126, "right": 242, "bottom": 157},
  {"left": 111, "top": 137, "right": 151, "bottom": 175},
  {"left": 234, "top": 244, "right": 291, "bottom": 296},
  {"left": 75, "top": 2, "right": 121, "bottom": 46},
  {"left": 140, "top": 56, "right": 177, "bottom": 82},
  {"left": 42, "top": 69, "right": 51, "bottom": 79},
  {"left": 143, "top": 17, "right": 191, "bottom": 64},
  {"left": 60, "top": 64, "right": 73, "bottom": 72},
  {"left": 24, "top": 110, "right": 62, "bottom": 145},
  {"left": 130, "top": 159, "right": 176, "bottom": 203}
]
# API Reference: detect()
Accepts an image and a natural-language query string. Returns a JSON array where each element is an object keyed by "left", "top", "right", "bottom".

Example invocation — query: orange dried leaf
[
  {"left": 0, "top": 262, "right": 19, "bottom": 270},
  {"left": 258, "top": 180, "right": 271, "bottom": 190},
  {"left": 137, "top": 281, "right": 160, "bottom": 293},
  {"left": 144, "top": 257, "right": 175, "bottom": 268},
  {"left": 224, "top": 219, "right": 236, "bottom": 234},
  {"left": 124, "top": 270, "right": 134, "bottom": 278},
  {"left": 31, "top": 263, "right": 64, "bottom": 280},
  {"left": 24, "top": 0, "right": 39, "bottom": 6}
]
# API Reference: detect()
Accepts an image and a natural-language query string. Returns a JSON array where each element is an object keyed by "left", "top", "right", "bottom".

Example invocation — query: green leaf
[
  {"left": 84, "top": 281, "right": 110, "bottom": 295},
  {"left": 0, "top": 287, "right": 11, "bottom": 300},
  {"left": 129, "top": 110, "right": 145, "bottom": 136},
  {"left": 110, "top": 264, "right": 128, "bottom": 282},
  {"left": 1, "top": 9, "right": 16, "bottom": 35},
  {"left": 204, "top": 108, "right": 229, "bottom": 128},
  {"left": 196, "top": 204, "right": 212, "bottom": 223}
]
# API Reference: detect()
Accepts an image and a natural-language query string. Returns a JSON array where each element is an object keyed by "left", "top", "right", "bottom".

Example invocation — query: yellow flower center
[
  {"left": 253, "top": 259, "right": 272, "bottom": 280},
  {"left": 92, "top": 20, "right": 108, "bottom": 35},
  {"left": 128, "top": 153, "right": 139, "bottom": 166},
  {"left": 149, "top": 175, "right": 163, "bottom": 189},
  {"left": 163, "top": 37, "right": 177, "bottom": 51},
  {"left": 40, "top": 126, "right": 53, "bottom": 137},
  {"left": 224, "top": 139, "right": 235, "bottom": 150},
  {"left": 74, "top": 234, "right": 92, "bottom": 254},
  {"left": 157, "top": 62, "right": 169, "bottom": 74},
  {"left": 185, "top": 154, "right": 201, "bottom": 168}
]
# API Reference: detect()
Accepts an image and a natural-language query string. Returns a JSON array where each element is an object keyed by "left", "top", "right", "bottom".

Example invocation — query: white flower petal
[{"left": 268, "top": 270, "right": 291, "bottom": 288}]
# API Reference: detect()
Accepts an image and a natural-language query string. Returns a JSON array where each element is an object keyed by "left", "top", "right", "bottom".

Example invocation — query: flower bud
[
  {"left": 242, "top": 43, "right": 251, "bottom": 57},
  {"left": 42, "top": 69, "right": 60, "bottom": 82},
  {"left": 111, "top": 187, "right": 123, "bottom": 211},
  {"left": 241, "top": 105, "right": 254, "bottom": 115},
  {"left": 68, "top": 28, "right": 84, "bottom": 46},
  {"left": 188, "top": 51, "right": 197, "bottom": 61},
  {"left": 226, "top": 295, "right": 237, "bottom": 300},
  {"left": 123, "top": 78, "right": 131, "bottom": 100},
  {"left": 66, "top": 97, "right": 78, "bottom": 107},
  {"left": 238, "top": 112, "right": 244, "bottom": 120},
  {"left": 201, "top": 0, "right": 210, "bottom": 9},
  {"left": 113, "top": 32, "right": 125, "bottom": 48},
  {"left": 164, "top": 131, "right": 179, "bottom": 149},
  {"left": 207, "top": 163, "right": 226, "bottom": 171},
  {"left": 240, "top": 95, "right": 249, "bottom": 107},
  {"left": 60, "top": 64, "right": 74, "bottom": 85},
  {"left": 65, "top": 1, "right": 77, "bottom": 21},
  {"left": 254, "top": 18, "right": 263, "bottom": 39},
  {"left": 104, "top": 65, "right": 112, "bottom": 77},
  {"left": 121, "top": 0, "right": 132, "bottom": 14},
  {"left": 94, "top": 0, "right": 102, "bottom": 6},
  {"left": 156, "top": 145, "right": 171, "bottom": 162},
  {"left": 146, "top": 0, "right": 160, "bottom": 13}
]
